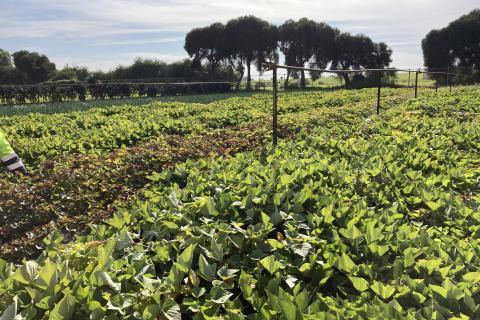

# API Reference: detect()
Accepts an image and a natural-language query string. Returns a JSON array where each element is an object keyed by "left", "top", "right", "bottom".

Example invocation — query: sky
[{"left": 0, "top": 0, "right": 478, "bottom": 72}]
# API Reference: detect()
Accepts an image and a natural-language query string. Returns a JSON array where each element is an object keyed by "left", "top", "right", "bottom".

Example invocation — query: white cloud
[
  {"left": 123, "top": 52, "right": 187, "bottom": 62},
  {"left": 1, "top": 0, "right": 478, "bottom": 69},
  {"left": 52, "top": 52, "right": 188, "bottom": 71},
  {"left": 92, "top": 37, "right": 183, "bottom": 46}
]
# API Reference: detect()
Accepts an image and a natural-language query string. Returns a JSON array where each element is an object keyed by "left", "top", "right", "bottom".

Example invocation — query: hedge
[{"left": 0, "top": 82, "right": 233, "bottom": 105}]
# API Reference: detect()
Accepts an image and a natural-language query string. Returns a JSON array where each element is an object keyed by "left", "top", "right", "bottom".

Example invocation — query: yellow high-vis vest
[
  {"left": 0, "top": 131, "right": 14, "bottom": 158},
  {"left": 1, "top": 131, "right": 27, "bottom": 174}
]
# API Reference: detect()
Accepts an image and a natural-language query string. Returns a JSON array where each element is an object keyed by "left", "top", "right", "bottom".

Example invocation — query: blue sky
[{"left": 0, "top": 0, "right": 478, "bottom": 72}]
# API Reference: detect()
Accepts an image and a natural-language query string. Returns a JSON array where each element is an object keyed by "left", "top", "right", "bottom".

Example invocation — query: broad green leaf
[
  {"left": 12, "top": 261, "right": 39, "bottom": 285},
  {"left": 267, "top": 239, "right": 284, "bottom": 249},
  {"left": 49, "top": 292, "right": 76, "bottom": 320},
  {"left": 0, "top": 296, "right": 17, "bottom": 320},
  {"left": 167, "top": 263, "right": 184, "bottom": 287},
  {"left": 116, "top": 229, "right": 135, "bottom": 250},
  {"left": 336, "top": 253, "right": 356, "bottom": 274},
  {"left": 368, "top": 243, "right": 389, "bottom": 257},
  {"left": 34, "top": 260, "right": 57, "bottom": 291},
  {"left": 463, "top": 272, "right": 480, "bottom": 283},
  {"left": 430, "top": 284, "right": 449, "bottom": 300},
  {"left": 294, "top": 289, "right": 309, "bottom": 311},
  {"left": 364, "top": 222, "right": 382, "bottom": 244},
  {"left": 210, "top": 287, "right": 234, "bottom": 304},
  {"left": 417, "top": 259, "right": 442, "bottom": 275},
  {"left": 349, "top": 276, "right": 369, "bottom": 292},
  {"left": 321, "top": 205, "right": 335, "bottom": 224},
  {"left": 280, "top": 174, "right": 293, "bottom": 186},
  {"left": 279, "top": 298, "right": 299, "bottom": 320},
  {"left": 177, "top": 244, "right": 196, "bottom": 273},
  {"left": 426, "top": 201, "right": 442, "bottom": 211},
  {"left": 370, "top": 281, "right": 396, "bottom": 300},
  {"left": 160, "top": 299, "right": 181, "bottom": 320},
  {"left": 95, "top": 271, "right": 121, "bottom": 293},
  {"left": 105, "top": 212, "right": 125, "bottom": 229},
  {"left": 198, "top": 254, "right": 216, "bottom": 282},
  {"left": 340, "top": 225, "right": 362, "bottom": 241},
  {"left": 143, "top": 305, "right": 161, "bottom": 320},
  {"left": 211, "top": 237, "right": 224, "bottom": 262},
  {"left": 260, "top": 256, "right": 283, "bottom": 274},
  {"left": 154, "top": 245, "right": 171, "bottom": 263},
  {"left": 96, "top": 239, "right": 118, "bottom": 270},
  {"left": 217, "top": 266, "right": 239, "bottom": 280}
]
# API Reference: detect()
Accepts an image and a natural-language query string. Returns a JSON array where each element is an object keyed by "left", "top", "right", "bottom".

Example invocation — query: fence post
[
  {"left": 414, "top": 70, "right": 419, "bottom": 98},
  {"left": 446, "top": 67, "right": 450, "bottom": 92},
  {"left": 407, "top": 69, "right": 411, "bottom": 87},
  {"left": 377, "top": 71, "right": 382, "bottom": 115},
  {"left": 272, "top": 65, "right": 278, "bottom": 147},
  {"left": 448, "top": 67, "right": 452, "bottom": 92},
  {"left": 435, "top": 80, "right": 438, "bottom": 92}
]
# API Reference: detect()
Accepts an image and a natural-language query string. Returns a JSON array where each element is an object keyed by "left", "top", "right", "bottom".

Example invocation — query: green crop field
[{"left": 1, "top": 87, "right": 480, "bottom": 319}]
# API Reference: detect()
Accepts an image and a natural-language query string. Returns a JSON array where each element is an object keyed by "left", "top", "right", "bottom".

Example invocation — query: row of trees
[
  {"left": 0, "top": 82, "right": 233, "bottom": 105},
  {"left": 0, "top": 51, "right": 236, "bottom": 85},
  {"left": 422, "top": 9, "right": 480, "bottom": 84},
  {"left": 1, "top": 16, "right": 393, "bottom": 89},
  {"left": 185, "top": 16, "right": 393, "bottom": 89},
  {"left": 0, "top": 50, "right": 57, "bottom": 84}
]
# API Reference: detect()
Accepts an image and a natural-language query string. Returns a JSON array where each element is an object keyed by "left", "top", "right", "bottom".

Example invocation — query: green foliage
[
  {"left": 1, "top": 87, "right": 480, "bottom": 318},
  {"left": 422, "top": 9, "right": 480, "bottom": 84},
  {"left": 0, "top": 82, "right": 233, "bottom": 105},
  {"left": 12, "top": 50, "right": 56, "bottom": 84},
  {"left": 1, "top": 89, "right": 398, "bottom": 164}
]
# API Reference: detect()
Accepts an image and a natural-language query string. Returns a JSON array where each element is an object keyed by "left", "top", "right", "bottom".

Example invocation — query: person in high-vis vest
[{"left": 0, "top": 131, "right": 27, "bottom": 175}]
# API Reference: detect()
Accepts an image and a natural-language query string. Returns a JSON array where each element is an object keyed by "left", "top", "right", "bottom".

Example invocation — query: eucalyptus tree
[
  {"left": 331, "top": 33, "right": 392, "bottom": 88},
  {"left": 224, "top": 15, "right": 277, "bottom": 90},
  {"left": 12, "top": 50, "right": 56, "bottom": 84},
  {"left": 422, "top": 9, "right": 480, "bottom": 83},
  {"left": 184, "top": 23, "right": 225, "bottom": 75},
  {"left": 279, "top": 18, "right": 336, "bottom": 89}
]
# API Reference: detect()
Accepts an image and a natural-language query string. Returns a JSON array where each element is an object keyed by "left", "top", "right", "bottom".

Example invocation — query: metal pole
[
  {"left": 377, "top": 71, "right": 382, "bottom": 115},
  {"left": 447, "top": 66, "right": 451, "bottom": 92},
  {"left": 272, "top": 66, "right": 278, "bottom": 147},
  {"left": 414, "top": 70, "right": 419, "bottom": 98},
  {"left": 435, "top": 81, "right": 438, "bottom": 92},
  {"left": 407, "top": 69, "right": 411, "bottom": 87}
]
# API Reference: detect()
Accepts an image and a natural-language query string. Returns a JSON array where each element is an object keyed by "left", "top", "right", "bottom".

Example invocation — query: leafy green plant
[{"left": 1, "top": 87, "right": 480, "bottom": 318}]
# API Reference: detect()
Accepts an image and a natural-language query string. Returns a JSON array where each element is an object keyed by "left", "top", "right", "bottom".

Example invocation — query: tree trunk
[
  {"left": 246, "top": 61, "right": 252, "bottom": 91},
  {"left": 300, "top": 69, "right": 306, "bottom": 89},
  {"left": 284, "top": 70, "right": 290, "bottom": 90},
  {"left": 210, "top": 61, "right": 215, "bottom": 76},
  {"left": 236, "top": 70, "right": 244, "bottom": 91},
  {"left": 208, "top": 53, "right": 215, "bottom": 76},
  {"left": 342, "top": 73, "right": 351, "bottom": 89}
]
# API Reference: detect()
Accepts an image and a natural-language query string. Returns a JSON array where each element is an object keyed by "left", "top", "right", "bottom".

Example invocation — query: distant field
[{"left": 253, "top": 72, "right": 437, "bottom": 88}]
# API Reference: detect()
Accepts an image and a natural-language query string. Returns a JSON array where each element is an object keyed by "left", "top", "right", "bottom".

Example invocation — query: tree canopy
[
  {"left": 224, "top": 16, "right": 277, "bottom": 90},
  {"left": 278, "top": 18, "right": 337, "bottom": 89},
  {"left": 422, "top": 9, "right": 480, "bottom": 83},
  {"left": 331, "top": 33, "right": 392, "bottom": 88},
  {"left": 12, "top": 50, "right": 56, "bottom": 84},
  {"left": 185, "top": 23, "right": 225, "bottom": 75},
  {"left": 184, "top": 16, "right": 392, "bottom": 90},
  {"left": 0, "top": 14, "right": 396, "bottom": 88}
]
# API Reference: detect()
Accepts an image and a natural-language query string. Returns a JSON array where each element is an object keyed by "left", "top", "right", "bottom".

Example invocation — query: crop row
[
  {"left": 0, "top": 88, "right": 416, "bottom": 165},
  {"left": 0, "top": 87, "right": 408, "bottom": 261},
  {"left": 1, "top": 88, "right": 480, "bottom": 318}
]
